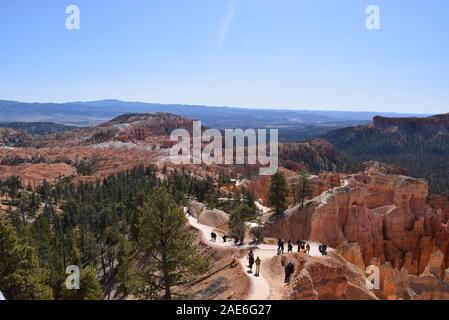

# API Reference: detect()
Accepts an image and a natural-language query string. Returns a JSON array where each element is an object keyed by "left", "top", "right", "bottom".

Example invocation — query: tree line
[{"left": 0, "top": 166, "right": 212, "bottom": 300}]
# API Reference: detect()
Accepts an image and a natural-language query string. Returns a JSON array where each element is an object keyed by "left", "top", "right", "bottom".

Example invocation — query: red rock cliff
[{"left": 265, "top": 172, "right": 449, "bottom": 275}]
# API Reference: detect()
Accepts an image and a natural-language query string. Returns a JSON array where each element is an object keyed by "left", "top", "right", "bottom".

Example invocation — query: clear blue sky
[{"left": 0, "top": 0, "right": 448, "bottom": 113}]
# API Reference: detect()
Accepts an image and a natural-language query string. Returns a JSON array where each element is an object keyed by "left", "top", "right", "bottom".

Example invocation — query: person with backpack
[
  {"left": 280, "top": 239, "right": 285, "bottom": 254},
  {"left": 284, "top": 262, "right": 295, "bottom": 283},
  {"left": 305, "top": 244, "right": 311, "bottom": 255},
  {"left": 255, "top": 257, "right": 261, "bottom": 276},
  {"left": 247, "top": 250, "right": 255, "bottom": 273}
]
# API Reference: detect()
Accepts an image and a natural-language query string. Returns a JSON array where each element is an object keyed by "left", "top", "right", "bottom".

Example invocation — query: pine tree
[
  {"left": 204, "top": 191, "right": 218, "bottom": 209},
  {"left": 249, "top": 217, "right": 265, "bottom": 244},
  {"left": 0, "top": 218, "right": 53, "bottom": 300},
  {"left": 134, "top": 188, "right": 207, "bottom": 300},
  {"left": 294, "top": 171, "right": 312, "bottom": 210},
  {"left": 228, "top": 204, "right": 248, "bottom": 241},
  {"left": 267, "top": 171, "right": 288, "bottom": 217},
  {"left": 242, "top": 189, "right": 257, "bottom": 215},
  {"left": 116, "top": 238, "right": 134, "bottom": 297}
]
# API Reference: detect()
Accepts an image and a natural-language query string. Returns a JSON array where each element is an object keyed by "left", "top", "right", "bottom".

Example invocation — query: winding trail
[{"left": 186, "top": 213, "right": 325, "bottom": 300}]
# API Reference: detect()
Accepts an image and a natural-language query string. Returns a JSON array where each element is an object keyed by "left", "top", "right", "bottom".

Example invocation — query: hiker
[
  {"left": 305, "top": 244, "right": 311, "bottom": 255},
  {"left": 247, "top": 250, "right": 255, "bottom": 273},
  {"left": 284, "top": 262, "right": 295, "bottom": 283},
  {"left": 301, "top": 242, "right": 306, "bottom": 251},
  {"left": 255, "top": 257, "right": 261, "bottom": 276},
  {"left": 296, "top": 240, "right": 302, "bottom": 252},
  {"left": 211, "top": 232, "right": 217, "bottom": 242},
  {"left": 223, "top": 235, "right": 228, "bottom": 243},
  {"left": 322, "top": 244, "right": 328, "bottom": 256},
  {"left": 234, "top": 237, "right": 239, "bottom": 245},
  {"left": 186, "top": 208, "right": 192, "bottom": 217},
  {"left": 277, "top": 239, "right": 283, "bottom": 255},
  {"left": 280, "top": 239, "right": 285, "bottom": 254},
  {"left": 288, "top": 239, "right": 293, "bottom": 253}
]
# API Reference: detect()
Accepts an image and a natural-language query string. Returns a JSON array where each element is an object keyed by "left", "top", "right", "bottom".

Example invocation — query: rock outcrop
[
  {"left": 198, "top": 209, "right": 229, "bottom": 232},
  {"left": 373, "top": 114, "right": 449, "bottom": 132},
  {"left": 279, "top": 252, "right": 378, "bottom": 300},
  {"left": 265, "top": 171, "right": 449, "bottom": 276},
  {"left": 188, "top": 201, "right": 206, "bottom": 218},
  {"left": 0, "top": 128, "right": 33, "bottom": 147},
  {"left": 408, "top": 251, "right": 449, "bottom": 300},
  {"left": 337, "top": 243, "right": 366, "bottom": 271}
]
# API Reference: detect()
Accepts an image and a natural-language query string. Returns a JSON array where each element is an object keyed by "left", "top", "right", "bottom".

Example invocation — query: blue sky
[{"left": 0, "top": 0, "right": 448, "bottom": 113}]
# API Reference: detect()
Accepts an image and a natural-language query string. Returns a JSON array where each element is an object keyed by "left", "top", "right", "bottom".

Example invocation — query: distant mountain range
[{"left": 0, "top": 100, "right": 430, "bottom": 141}]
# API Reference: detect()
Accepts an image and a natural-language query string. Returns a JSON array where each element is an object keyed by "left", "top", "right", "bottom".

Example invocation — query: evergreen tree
[
  {"left": 0, "top": 218, "right": 53, "bottom": 300},
  {"left": 293, "top": 171, "right": 312, "bottom": 210},
  {"left": 267, "top": 171, "right": 288, "bottom": 217},
  {"left": 242, "top": 189, "right": 257, "bottom": 216},
  {"left": 116, "top": 238, "right": 134, "bottom": 297},
  {"left": 249, "top": 217, "right": 265, "bottom": 244},
  {"left": 204, "top": 191, "right": 218, "bottom": 209},
  {"left": 228, "top": 204, "right": 247, "bottom": 241},
  {"left": 134, "top": 188, "right": 207, "bottom": 300}
]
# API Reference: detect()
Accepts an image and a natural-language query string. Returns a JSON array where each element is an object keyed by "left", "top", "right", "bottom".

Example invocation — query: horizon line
[{"left": 0, "top": 98, "right": 433, "bottom": 116}]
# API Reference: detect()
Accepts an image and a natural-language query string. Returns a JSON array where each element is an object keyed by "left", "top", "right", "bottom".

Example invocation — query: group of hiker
[
  {"left": 192, "top": 209, "right": 329, "bottom": 284},
  {"left": 276, "top": 239, "right": 328, "bottom": 256},
  {"left": 211, "top": 232, "right": 244, "bottom": 246},
  {"left": 277, "top": 239, "right": 311, "bottom": 255},
  {"left": 248, "top": 249, "right": 296, "bottom": 283},
  {"left": 318, "top": 243, "right": 328, "bottom": 256},
  {"left": 246, "top": 250, "right": 261, "bottom": 276},
  {"left": 296, "top": 240, "right": 311, "bottom": 254}
]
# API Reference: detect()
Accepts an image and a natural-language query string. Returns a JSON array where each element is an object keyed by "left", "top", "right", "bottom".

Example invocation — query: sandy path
[
  {"left": 186, "top": 211, "right": 328, "bottom": 300},
  {"left": 187, "top": 215, "right": 235, "bottom": 248}
]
